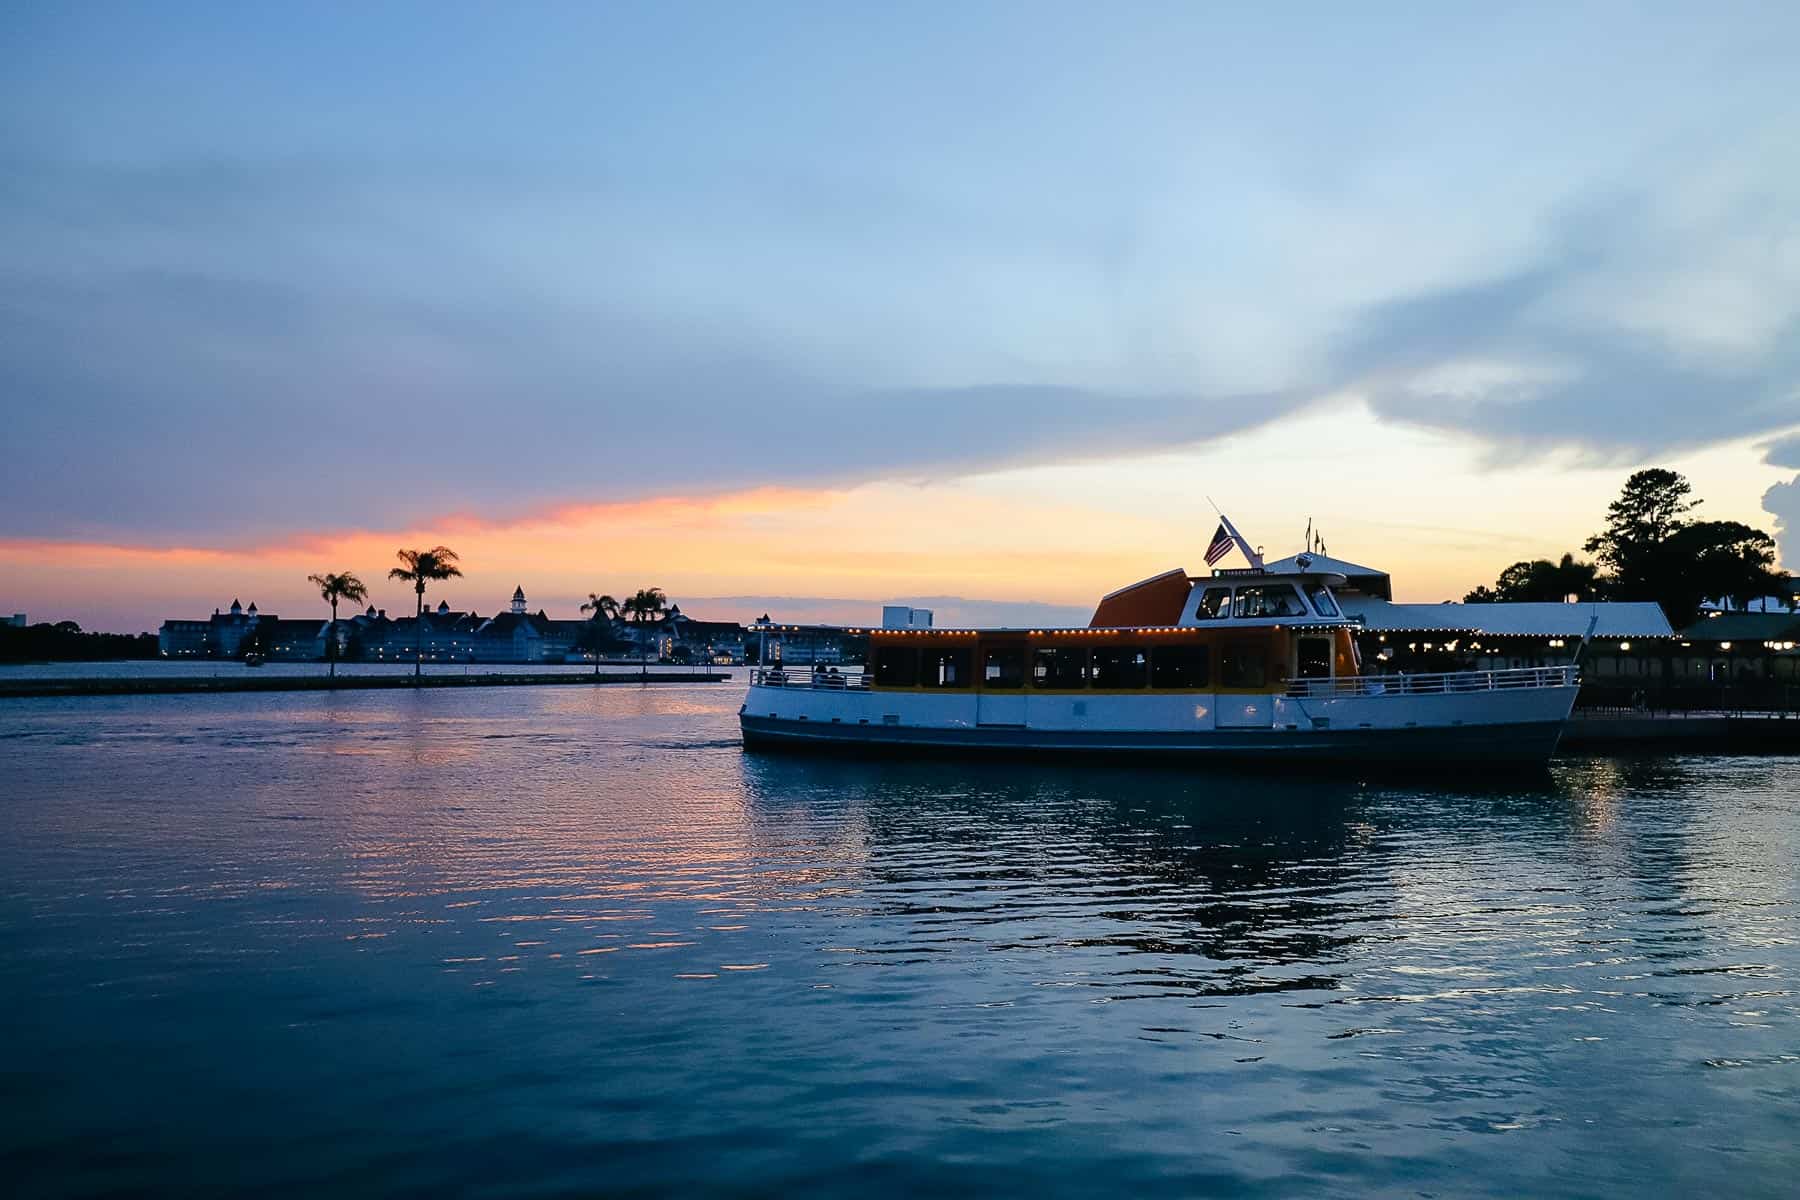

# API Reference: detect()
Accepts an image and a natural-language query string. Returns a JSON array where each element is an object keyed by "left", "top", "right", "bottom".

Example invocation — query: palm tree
[
  {"left": 387, "top": 547, "right": 463, "bottom": 679},
  {"left": 306, "top": 571, "right": 368, "bottom": 681},
  {"left": 580, "top": 593, "right": 622, "bottom": 677},
  {"left": 626, "top": 587, "right": 667, "bottom": 678}
]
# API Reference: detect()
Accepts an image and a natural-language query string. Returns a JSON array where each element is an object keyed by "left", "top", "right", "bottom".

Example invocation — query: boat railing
[
  {"left": 1286, "top": 664, "right": 1578, "bottom": 699},
  {"left": 750, "top": 667, "right": 871, "bottom": 690}
]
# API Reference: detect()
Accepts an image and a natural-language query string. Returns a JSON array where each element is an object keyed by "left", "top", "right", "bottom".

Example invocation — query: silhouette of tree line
[
  {"left": 1463, "top": 469, "right": 1790, "bottom": 626},
  {"left": 0, "top": 621, "right": 159, "bottom": 663}
]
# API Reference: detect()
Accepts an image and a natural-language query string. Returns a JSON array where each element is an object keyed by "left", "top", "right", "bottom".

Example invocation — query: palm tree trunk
[
  {"left": 414, "top": 590, "right": 424, "bottom": 680},
  {"left": 329, "top": 598, "right": 338, "bottom": 681}
]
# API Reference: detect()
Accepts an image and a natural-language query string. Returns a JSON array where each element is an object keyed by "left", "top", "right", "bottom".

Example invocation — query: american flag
[{"left": 1204, "top": 521, "right": 1234, "bottom": 565}]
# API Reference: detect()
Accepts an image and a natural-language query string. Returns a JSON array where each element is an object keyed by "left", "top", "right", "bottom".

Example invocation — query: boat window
[
  {"left": 1296, "top": 636, "right": 1332, "bottom": 679},
  {"left": 873, "top": 645, "right": 918, "bottom": 687},
  {"left": 982, "top": 647, "right": 1026, "bottom": 689},
  {"left": 1151, "top": 644, "right": 1210, "bottom": 689},
  {"left": 1233, "top": 585, "right": 1306, "bottom": 619},
  {"left": 920, "top": 647, "right": 971, "bottom": 688},
  {"left": 1218, "top": 643, "right": 1268, "bottom": 688},
  {"left": 1192, "top": 587, "right": 1232, "bottom": 620},
  {"left": 1305, "top": 584, "right": 1340, "bottom": 617},
  {"left": 1031, "top": 646, "right": 1087, "bottom": 689},
  {"left": 1091, "top": 645, "right": 1149, "bottom": 689}
]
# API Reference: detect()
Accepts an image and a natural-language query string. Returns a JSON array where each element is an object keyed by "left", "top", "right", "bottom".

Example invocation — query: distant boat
[
  {"left": 741, "top": 552, "right": 1580, "bottom": 767},
  {"left": 243, "top": 653, "right": 266, "bottom": 668}
]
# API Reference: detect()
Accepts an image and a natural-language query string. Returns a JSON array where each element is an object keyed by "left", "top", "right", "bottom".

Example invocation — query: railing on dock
[
  {"left": 1575, "top": 681, "right": 1800, "bottom": 719},
  {"left": 750, "top": 667, "right": 871, "bottom": 690},
  {"left": 1286, "top": 665, "right": 1578, "bottom": 699}
]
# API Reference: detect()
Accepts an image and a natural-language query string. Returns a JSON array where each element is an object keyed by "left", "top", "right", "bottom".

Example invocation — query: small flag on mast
[{"left": 1204, "top": 522, "right": 1234, "bottom": 566}]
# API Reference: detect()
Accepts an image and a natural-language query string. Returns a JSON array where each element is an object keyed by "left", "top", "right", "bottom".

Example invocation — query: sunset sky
[{"left": 4, "top": 3, "right": 1798, "bottom": 631}]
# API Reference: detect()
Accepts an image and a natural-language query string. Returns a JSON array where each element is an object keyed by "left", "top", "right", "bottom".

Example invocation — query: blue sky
[{"left": 3, "top": 3, "right": 1799, "bottom": 626}]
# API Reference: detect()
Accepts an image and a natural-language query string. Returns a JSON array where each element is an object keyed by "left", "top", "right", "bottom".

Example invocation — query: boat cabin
[{"left": 862, "top": 567, "right": 1359, "bottom": 697}]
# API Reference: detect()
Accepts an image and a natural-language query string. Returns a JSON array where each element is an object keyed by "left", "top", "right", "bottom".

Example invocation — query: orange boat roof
[{"left": 1088, "top": 568, "right": 1191, "bottom": 628}]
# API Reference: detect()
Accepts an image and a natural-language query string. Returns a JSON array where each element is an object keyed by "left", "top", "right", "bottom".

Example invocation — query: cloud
[
  {"left": 0, "top": 155, "right": 1317, "bottom": 542},
  {"left": 1760, "top": 435, "right": 1800, "bottom": 571},
  {"left": 1332, "top": 191, "right": 1800, "bottom": 462},
  {"left": 0, "top": 258, "right": 1298, "bottom": 539},
  {"left": 1764, "top": 478, "right": 1798, "bottom": 570},
  {"left": 1763, "top": 433, "right": 1800, "bottom": 471},
  {"left": 5, "top": 116, "right": 1800, "bottom": 548}
]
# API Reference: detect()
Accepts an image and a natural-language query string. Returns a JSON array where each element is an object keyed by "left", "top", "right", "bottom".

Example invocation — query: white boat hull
[{"left": 739, "top": 680, "right": 1579, "bottom": 766}]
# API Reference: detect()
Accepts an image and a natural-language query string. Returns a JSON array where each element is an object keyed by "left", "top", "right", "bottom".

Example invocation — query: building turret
[
  {"left": 511, "top": 586, "right": 527, "bottom": 615},
  {"left": 437, "top": 599, "right": 450, "bottom": 614},
  {"left": 229, "top": 599, "right": 242, "bottom": 615}
]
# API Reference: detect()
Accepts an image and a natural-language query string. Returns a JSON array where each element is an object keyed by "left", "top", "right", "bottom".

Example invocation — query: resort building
[
  {"left": 463, "top": 587, "right": 590, "bottom": 663},
  {"left": 158, "top": 598, "right": 323, "bottom": 660},
  {"left": 367, "top": 600, "right": 483, "bottom": 663},
  {"left": 157, "top": 618, "right": 211, "bottom": 658},
  {"left": 673, "top": 618, "right": 750, "bottom": 664}
]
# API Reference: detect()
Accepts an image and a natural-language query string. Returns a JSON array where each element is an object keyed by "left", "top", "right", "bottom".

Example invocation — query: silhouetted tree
[
  {"left": 1583, "top": 469, "right": 1787, "bottom": 625},
  {"left": 306, "top": 571, "right": 369, "bottom": 680},
  {"left": 626, "top": 587, "right": 668, "bottom": 676},
  {"left": 580, "top": 592, "right": 623, "bottom": 677},
  {"left": 1671, "top": 521, "right": 1785, "bottom": 617},
  {"left": 0, "top": 622, "right": 157, "bottom": 663},
  {"left": 388, "top": 547, "right": 463, "bottom": 679},
  {"left": 1466, "top": 553, "right": 1603, "bottom": 603},
  {"left": 1582, "top": 468, "right": 1694, "bottom": 614}
]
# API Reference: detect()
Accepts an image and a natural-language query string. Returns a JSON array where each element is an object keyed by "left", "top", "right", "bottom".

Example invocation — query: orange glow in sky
[{"left": 5, "top": 405, "right": 1793, "bottom": 631}]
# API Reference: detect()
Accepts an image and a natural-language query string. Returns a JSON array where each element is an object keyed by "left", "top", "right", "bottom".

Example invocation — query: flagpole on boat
[{"left": 1202, "top": 496, "right": 1265, "bottom": 571}]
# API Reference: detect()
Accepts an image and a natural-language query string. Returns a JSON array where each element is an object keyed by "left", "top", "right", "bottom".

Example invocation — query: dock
[
  {"left": 1561, "top": 711, "right": 1800, "bottom": 753},
  {"left": 0, "top": 671, "right": 731, "bottom": 698}
]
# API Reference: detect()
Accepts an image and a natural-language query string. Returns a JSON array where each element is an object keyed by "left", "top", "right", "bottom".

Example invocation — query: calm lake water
[
  {"left": 3, "top": 683, "right": 1798, "bottom": 1198},
  {"left": 0, "top": 660, "right": 705, "bottom": 681}
]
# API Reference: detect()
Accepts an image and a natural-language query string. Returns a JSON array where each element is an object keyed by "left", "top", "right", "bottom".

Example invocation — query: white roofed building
[
  {"left": 1340, "top": 595, "right": 1675, "bottom": 676},
  {"left": 1342, "top": 598, "right": 1673, "bottom": 639}
]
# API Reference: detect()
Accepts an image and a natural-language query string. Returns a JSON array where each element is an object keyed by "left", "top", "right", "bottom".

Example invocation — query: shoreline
[{"left": 0, "top": 671, "right": 731, "bottom": 698}]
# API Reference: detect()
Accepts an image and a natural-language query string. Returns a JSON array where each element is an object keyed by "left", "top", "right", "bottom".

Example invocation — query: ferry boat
[{"left": 739, "top": 549, "right": 1582, "bottom": 766}]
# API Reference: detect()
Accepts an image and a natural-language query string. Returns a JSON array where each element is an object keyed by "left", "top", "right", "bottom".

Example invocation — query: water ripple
[{"left": 2, "top": 689, "right": 1798, "bottom": 1197}]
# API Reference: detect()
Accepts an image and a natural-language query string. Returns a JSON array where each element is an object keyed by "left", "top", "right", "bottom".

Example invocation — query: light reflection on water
[{"left": 2, "top": 686, "right": 1797, "bottom": 1197}]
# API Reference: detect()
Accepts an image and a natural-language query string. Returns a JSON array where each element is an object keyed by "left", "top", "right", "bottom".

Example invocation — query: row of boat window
[
  {"left": 872, "top": 644, "right": 1271, "bottom": 690},
  {"left": 1193, "top": 583, "right": 1341, "bottom": 621}
]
